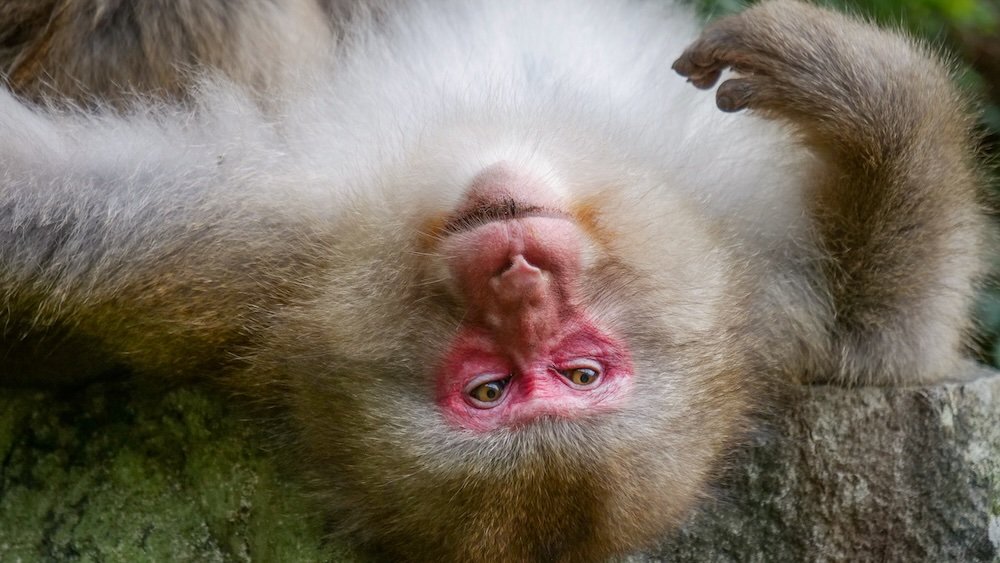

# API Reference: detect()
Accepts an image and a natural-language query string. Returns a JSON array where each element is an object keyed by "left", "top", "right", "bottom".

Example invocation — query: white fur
[
  {"left": 1, "top": 0, "right": 812, "bottom": 247},
  {"left": 0, "top": 0, "right": 849, "bottom": 382}
]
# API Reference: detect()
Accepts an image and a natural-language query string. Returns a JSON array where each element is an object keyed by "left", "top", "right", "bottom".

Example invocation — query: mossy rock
[
  {"left": 3, "top": 371, "right": 999, "bottom": 561},
  {"left": 0, "top": 381, "right": 355, "bottom": 562}
]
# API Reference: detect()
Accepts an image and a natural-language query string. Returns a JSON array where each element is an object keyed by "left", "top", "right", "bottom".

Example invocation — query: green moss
[{"left": 0, "top": 382, "right": 351, "bottom": 562}]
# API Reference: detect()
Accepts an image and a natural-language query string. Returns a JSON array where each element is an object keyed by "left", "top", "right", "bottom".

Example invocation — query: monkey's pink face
[
  {"left": 437, "top": 322, "right": 633, "bottom": 431},
  {"left": 434, "top": 165, "right": 634, "bottom": 431}
]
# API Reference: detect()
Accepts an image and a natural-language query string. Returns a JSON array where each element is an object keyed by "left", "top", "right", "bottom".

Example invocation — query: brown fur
[
  {"left": 674, "top": 1, "right": 985, "bottom": 385},
  {"left": 2, "top": 0, "right": 333, "bottom": 104},
  {"left": 0, "top": 1, "right": 986, "bottom": 561}
]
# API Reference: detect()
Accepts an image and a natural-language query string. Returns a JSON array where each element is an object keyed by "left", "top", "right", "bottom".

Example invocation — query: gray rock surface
[
  {"left": 2, "top": 372, "right": 998, "bottom": 562},
  {"left": 653, "top": 368, "right": 1000, "bottom": 562}
]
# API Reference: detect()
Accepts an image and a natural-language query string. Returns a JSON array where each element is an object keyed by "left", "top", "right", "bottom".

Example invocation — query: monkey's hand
[
  {"left": 671, "top": 0, "right": 966, "bottom": 158},
  {"left": 674, "top": 0, "right": 984, "bottom": 385}
]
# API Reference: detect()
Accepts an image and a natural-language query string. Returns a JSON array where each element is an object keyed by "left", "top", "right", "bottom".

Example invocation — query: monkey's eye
[
  {"left": 560, "top": 366, "right": 601, "bottom": 387},
  {"left": 468, "top": 377, "right": 509, "bottom": 404}
]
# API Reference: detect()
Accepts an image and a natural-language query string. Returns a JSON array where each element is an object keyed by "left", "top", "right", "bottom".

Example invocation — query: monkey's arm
[
  {"left": 674, "top": 1, "right": 985, "bottom": 384},
  {"left": 0, "top": 90, "right": 325, "bottom": 380}
]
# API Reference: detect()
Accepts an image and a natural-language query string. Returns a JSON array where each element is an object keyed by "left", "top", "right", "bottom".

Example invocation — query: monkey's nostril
[
  {"left": 490, "top": 256, "right": 547, "bottom": 302},
  {"left": 502, "top": 255, "right": 541, "bottom": 275},
  {"left": 495, "top": 259, "right": 515, "bottom": 277}
]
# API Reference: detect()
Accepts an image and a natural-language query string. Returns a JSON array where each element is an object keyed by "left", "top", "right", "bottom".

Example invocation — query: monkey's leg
[{"left": 673, "top": 0, "right": 985, "bottom": 385}]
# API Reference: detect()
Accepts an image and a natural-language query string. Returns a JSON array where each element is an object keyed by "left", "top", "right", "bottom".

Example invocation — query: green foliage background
[{"left": 691, "top": 0, "right": 1000, "bottom": 368}]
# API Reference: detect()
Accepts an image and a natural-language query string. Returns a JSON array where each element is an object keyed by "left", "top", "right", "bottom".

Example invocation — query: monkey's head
[{"left": 258, "top": 140, "right": 756, "bottom": 561}]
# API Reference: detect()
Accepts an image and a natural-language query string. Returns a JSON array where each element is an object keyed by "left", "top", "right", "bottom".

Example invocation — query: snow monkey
[{"left": 0, "top": 0, "right": 985, "bottom": 560}]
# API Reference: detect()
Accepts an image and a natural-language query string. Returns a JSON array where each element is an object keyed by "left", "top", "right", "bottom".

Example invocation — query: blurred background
[{"left": 692, "top": 0, "right": 1000, "bottom": 368}]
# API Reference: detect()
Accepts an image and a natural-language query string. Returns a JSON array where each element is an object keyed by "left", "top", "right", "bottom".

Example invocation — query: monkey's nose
[
  {"left": 490, "top": 255, "right": 546, "bottom": 304},
  {"left": 485, "top": 255, "right": 561, "bottom": 353}
]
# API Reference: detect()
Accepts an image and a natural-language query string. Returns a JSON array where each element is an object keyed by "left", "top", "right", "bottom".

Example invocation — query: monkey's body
[{"left": 0, "top": 1, "right": 985, "bottom": 561}]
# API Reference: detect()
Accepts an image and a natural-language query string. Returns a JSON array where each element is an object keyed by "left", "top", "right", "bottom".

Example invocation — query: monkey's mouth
[{"left": 442, "top": 197, "right": 569, "bottom": 235}]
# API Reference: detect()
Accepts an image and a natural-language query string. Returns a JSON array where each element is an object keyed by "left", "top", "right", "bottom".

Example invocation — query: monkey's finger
[
  {"left": 672, "top": 61, "right": 723, "bottom": 89},
  {"left": 672, "top": 23, "right": 759, "bottom": 90},
  {"left": 672, "top": 44, "right": 726, "bottom": 89},
  {"left": 677, "top": 66, "right": 723, "bottom": 89},
  {"left": 716, "top": 77, "right": 756, "bottom": 113}
]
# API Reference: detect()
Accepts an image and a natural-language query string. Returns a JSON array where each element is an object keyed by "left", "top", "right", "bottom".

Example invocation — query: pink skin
[{"left": 436, "top": 165, "right": 634, "bottom": 432}]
